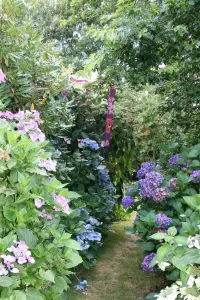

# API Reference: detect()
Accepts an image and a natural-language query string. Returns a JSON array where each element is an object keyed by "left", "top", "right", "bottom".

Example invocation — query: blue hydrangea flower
[
  {"left": 88, "top": 217, "right": 102, "bottom": 226},
  {"left": 122, "top": 196, "right": 135, "bottom": 209},
  {"left": 76, "top": 280, "right": 88, "bottom": 291},
  {"left": 98, "top": 169, "right": 115, "bottom": 191},
  {"left": 141, "top": 253, "right": 156, "bottom": 272},
  {"left": 81, "top": 138, "right": 99, "bottom": 150},
  {"left": 137, "top": 162, "right": 156, "bottom": 179},
  {"left": 76, "top": 223, "right": 102, "bottom": 251},
  {"left": 156, "top": 213, "right": 172, "bottom": 229}
]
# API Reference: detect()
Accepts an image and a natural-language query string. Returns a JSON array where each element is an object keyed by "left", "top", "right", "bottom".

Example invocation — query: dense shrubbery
[
  {"left": 0, "top": 111, "right": 83, "bottom": 299},
  {"left": 124, "top": 143, "right": 200, "bottom": 299}
]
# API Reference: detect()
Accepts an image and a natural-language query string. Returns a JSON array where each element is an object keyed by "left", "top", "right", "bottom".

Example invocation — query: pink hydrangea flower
[
  {"left": 1, "top": 255, "right": 19, "bottom": 273},
  {"left": 39, "top": 209, "right": 52, "bottom": 221},
  {"left": 34, "top": 198, "right": 45, "bottom": 208},
  {"left": 0, "top": 70, "right": 6, "bottom": 83},
  {"left": 52, "top": 193, "right": 70, "bottom": 215},
  {"left": 7, "top": 241, "right": 35, "bottom": 265}
]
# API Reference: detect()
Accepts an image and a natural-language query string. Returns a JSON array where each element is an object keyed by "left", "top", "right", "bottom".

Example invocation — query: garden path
[{"left": 67, "top": 218, "right": 166, "bottom": 300}]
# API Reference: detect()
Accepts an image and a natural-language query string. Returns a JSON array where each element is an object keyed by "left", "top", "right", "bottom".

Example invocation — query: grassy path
[{"left": 67, "top": 219, "right": 166, "bottom": 300}]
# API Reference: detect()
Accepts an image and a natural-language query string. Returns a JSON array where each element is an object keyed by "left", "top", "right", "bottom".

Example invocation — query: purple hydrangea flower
[
  {"left": 139, "top": 172, "right": 164, "bottom": 199},
  {"left": 190, "top": 170, "right": 200, "bottom": 183},
  {"left": 141, "top": 253, "right": 157, "bottom": 272},
  {"left": 7, "top": 241, "right": 35, "bottom": 265},
  {"left": 152, "top": 187, "right": 170, "bottom": 202},
  {"left": 79, "top": 138, "right": 99, "bottom": 150},
  {"left": 34, "top": 198, "right": 45, "bottom": 208},
  {"left": 170, "top": 178, "right": 179, "bottom": 190},
  {"left": 168, "top": 154, "right": 182, "bottom": 166},
  {"left": 156, "top": 213, "right": 172, "bottom": 229},
  {"left": 76, "top": 280, "right": 87, "bottom": 291},
  {"left": 136, "top": 162, "right": 156, "bottom": 179},
  {"left": 134, "top": 214, "right": 140, "bottom": 222},
  {"left": 122, "top": 196, "right": 135, "bottom": 209}
]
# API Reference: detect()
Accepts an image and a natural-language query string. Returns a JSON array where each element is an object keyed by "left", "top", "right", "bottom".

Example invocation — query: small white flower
[
  {"left": 187, "top": 275, "right": 195, "bottom": 287},
  {"left": 158, "top": 261, "right": 170, "bottom": 271},
  {"left": 156, "top": 284, "right": 179, "bottom": 300},
  {"left": 195, "top": 277, "right": 200, "bottom": 289}
]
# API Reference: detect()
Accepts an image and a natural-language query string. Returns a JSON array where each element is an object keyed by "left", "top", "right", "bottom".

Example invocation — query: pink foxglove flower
[
  {"left": 0, "top": 70, "right": 6, "bottom": 83},
  {"left": 34, "top": 198, "right": 45, "bottom": 208}
]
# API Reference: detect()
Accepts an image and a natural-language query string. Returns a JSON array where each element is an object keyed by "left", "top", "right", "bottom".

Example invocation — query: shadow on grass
[{"left": 66, "top": 219, "right": 167, "bottom": 300}]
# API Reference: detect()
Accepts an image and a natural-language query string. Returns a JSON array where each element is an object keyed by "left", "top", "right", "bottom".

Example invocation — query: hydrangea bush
[
  {"left": 0, "top": 112, "right": 83, "bottom": 299},
  {"left": 125, "top": 143, "right": 200, "bottom": 299}
]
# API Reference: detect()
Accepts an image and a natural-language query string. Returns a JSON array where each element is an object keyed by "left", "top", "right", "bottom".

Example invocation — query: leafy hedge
[{"left": 124, "top": 143, "right": 200, "bottom": 299}]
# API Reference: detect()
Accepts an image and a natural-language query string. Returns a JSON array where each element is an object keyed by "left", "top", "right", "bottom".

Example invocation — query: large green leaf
[
  {"left": 39, "top": 269, "right": 55, "bottom": 283},
  {"left": 174, "top": 249, "right": 200, "bottom": 265},
  {"left": 0, "top": 276, "right": 14, "bottom": 287},
  {"left": 17, "top": 228, "right": 38, "bottom": 249},
  {"left": 26, "top": 288, "right": 44, "bottom": 300}
]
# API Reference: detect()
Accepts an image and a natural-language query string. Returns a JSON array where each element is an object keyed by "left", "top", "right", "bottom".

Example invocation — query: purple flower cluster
[
  {"left": 37, "top": 158, "right": 57, "bottom": 172},
  {"left": 139, "top": 172, "right": 164, "bottom": 200},
  {"left": 170, "top": 178, "right": 179, "bottom": 190},
  {"left": 134, "top": 214, "right": 140, "bottom": 222},
  {"left": 156, "top": 213, "right": 172, "bottom": 229},
  {"left": 137, "top": 162, "right": 156, "bottom": 179},
  {"left": 190, "top": 170, "right": 200, "bottom": 183},
  {"left": 7, "top": 241, "right": 35, "bottom": 265},
  {"left": 168, "top": 154, "right": 182, "bottom": 166},
  {"left": 122, "top": 196, "right": 135, "bottom": 209},
  {"left": 0, "top": 110, "right": 45, "bottom": 142},
  {"left": 34, "top": 199, "right": 52, "bottom": 220},
  {"left": 52, "top": 193, "right": 70, "bottom": 215},
  {"left": 141, "top": 253, "right": 156, "bottom": 272},
  {"left": 152, "top": 187, "right": 170, "bottom": 203}
]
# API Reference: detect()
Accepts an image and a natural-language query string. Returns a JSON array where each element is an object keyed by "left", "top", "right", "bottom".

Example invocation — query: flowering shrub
[
  {"left": 0, "top": 112, "right": 83, "bottom": 299},
  {"left": 125, "top": 143, "right": 200, "bottom": 299}
]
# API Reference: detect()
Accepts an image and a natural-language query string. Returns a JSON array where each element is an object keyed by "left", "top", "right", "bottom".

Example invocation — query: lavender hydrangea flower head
[
  {"left": 7, "top": 241, "right": 35, "bottom": 265},
  {"left": 190, "top": 170, "right": 200, "bottom": 183},
  {"left": 152, "top": 187, "right": 170, "bottom": 202},
  {"left": 134, "top": 214, "right": 140, "bottom": 222},
  {"left": 156, "top": 213, "right": 172, "bottom": 229},
  {"left": 141, "top": 253, "right": 156, "bottom": 272},
  {"left": 136, "top": 162, "right": 156, "bottom": 179},
  {"left": 34, "top": 198, "right": 45, "bottom": 208},
  {"left": 139, "top": 172, "right": 164, "bottom": 199},
  {"left": 122, "top": 196, "right": 135, "bottom": 209},
  {"left": 168, "top": 154, "right": 182, "bottom": 166}
]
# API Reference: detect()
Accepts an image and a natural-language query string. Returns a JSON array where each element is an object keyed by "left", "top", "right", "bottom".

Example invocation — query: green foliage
[
  {"left": 126, "top": 142, "right": 200, "bottom": 298},
  {"left": 0, "top": 0, "right": 68, "bottom": 111},
  {"left": 0, "top": 119, "right": 82, "bottom": 299}
]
